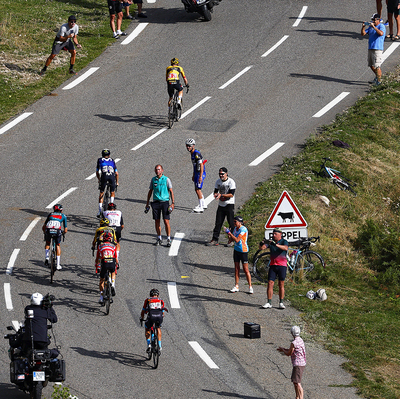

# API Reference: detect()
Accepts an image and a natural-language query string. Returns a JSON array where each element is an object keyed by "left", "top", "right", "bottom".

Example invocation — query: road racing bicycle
[
  {"left": 141, "top": 318, "right": 161, "bottom": 369},
  {"left": 319, "top": 157, "right": 357, "bottom": 195},
  {"left": 48, "top": 232, "right": 64, "bottom": 284},
  {"left": 168, "top": 85, "right": 189, "bottom": 129}
]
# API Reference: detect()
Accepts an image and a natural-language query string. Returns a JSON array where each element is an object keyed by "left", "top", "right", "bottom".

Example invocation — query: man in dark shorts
[
  {"left": 133, "top": 0, "right": 148, "bottom": 18},
  {"left": 387, "top": 0, "right": 400, "bottom": 40},
  {"left": 145, "top": 165, "right": 175, "bottom": 247},
  {"left": 108, "top": 0, "right": 127, "bottom": 38},
  {"left": 40, "top": 15, "right": 82, "bottom": 76},
  {"left": 260, "top": 227, "right": 288, "bottom": 309}
]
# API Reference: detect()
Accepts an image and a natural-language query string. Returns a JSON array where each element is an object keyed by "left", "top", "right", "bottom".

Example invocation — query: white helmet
[
  {"left": 185, "top": 138, "right": 195, "bottom": 146},
  {"left": 291, "top": 325, "right": 301, "bottom": 337},
  {"left": 316, "top": 288, "right": 327, "bottom": 301},
  {"left": 31, "top": 293, "right": 43, "bottom": 306}
]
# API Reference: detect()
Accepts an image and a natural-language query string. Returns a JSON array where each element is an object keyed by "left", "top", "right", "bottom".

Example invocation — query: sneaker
[
  {"left": 56, "top": 265, "right": 62, "bottom": 271},
  {"left": 262, "top": 302, "right": 272, "bottom": 309},
  {"left": 166, "top": 238, "right": 171, "bottom": 247},
  {"left": 96, "top": 211, "right": 102, "bottom": 218},
  {"left": 154, "top": 239, "right": 162, "bottom": 246},
  {"left": 126, "top": 14, "right": 134, "bottom": 19},
  {"left": 279, "top": 302, "right": 286, "bottom": 309},
  {"left": 69, "top": 69, "right": 77, "bottom": 75},
  {"left": 230, "top": 286, "right": 239, "bottom": 293},
  {"left": 119, "top": 32, "right": 127, "bottom": 36},
  {"left": 113, "top": 33, "right": 120, "bottom": 39},
  {"left": 39, "top": 69, "right": 46, "bottom": 76},
  {"left": 375, "top": 80, "right": 382, "bottom": 86},
  {"left": 138, "top": 13, "right": 147, "bottom": 18},
  {"left": 205, "top": 240, "right": 219, "bottom": 246},
  {"left": 193, "top": 205, "right": 204, "bottom": 213},
  {"left": 369, "top": 77, "right": 378, "bottom": 84},
  {"left": 111, "top": 286, "right": 116, "bottom": 297},
  {"left": 44, "top": 259, "right": 49, "bottom": 267},
  {"left": 225, "top": 241, "right": 234, "bottom": 247},
  {"left": 249, "top": 287, "right": 254, "bottom": 294}
]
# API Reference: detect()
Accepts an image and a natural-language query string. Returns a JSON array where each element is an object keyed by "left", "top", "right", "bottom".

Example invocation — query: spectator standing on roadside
[
  {"left": 377, "top": 0, "right": 383, "bottom": 17},
  {"left": 108, "top": 0, "right": 127, "bottom": 38},
  {"left": 39, "top": 15, "right": 82, "bottom": 76},
  {"left": 361, "top": 13, "right": 386, "bottom": 85},
  {"left": 387, "top": 0, "right": 400, "bottom": 40},
  {"left": 123, "top": 0, "right": 134, "bottom": 19},
  {"left": 145, "top": 165, "right": 175, "bottom": 247},
  {"left": 225, "top": 216, "right": 253, "bottom": 294},
  {"left": 132, "top": 0, "right": 147, "bottom": 18},
  {"left": 277, "top": 326, "right": 306, "bottom": 399},
  {"left": 205, "top": 167, "right": 236, "bottom": 246},
  {"left": 185, "top": 138, "right": 207, "bottom": 213},
  {"left": 260, "top": 227, "right": 288, "bottom": 309}
]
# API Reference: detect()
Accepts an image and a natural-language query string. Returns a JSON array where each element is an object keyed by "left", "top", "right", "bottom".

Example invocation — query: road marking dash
[
  {"left": 262, "top": 36, "right": 289, "bottom": 57},
  {"left": 0, "top": 112, "right": 33, "bottom": 136},
  {"left": 121, "top": 23, "right": 149, "bottom": 45},
  {"left": 313, "top": 92, "right": 350, "bottom": 118},
  {"left": 189, "top": 341, "right": 219, "bottom": 369},
  {"left": 181, "top": 96, "right": 211, "bottom": 119},
  {"left": 62, "top": 67, "right": 99, "bottom": 90},
  {"left": 20, "top": 217, "right": 41, "bottom": 241},
  {"left": 293, "top": 6, "right": 308, "bottom": 27},
  {"left": 46, "top": 187, "right": 78, "bottom": 209},
  {"left": 219, "top": 66, "right": 253, "bottom": 89},
  {"left": 167, "top": 282, "right": 181, "bottom": 308},
  {"left": 6, "top": 249, "right": 20, "bottom": 275},
  {"left": 169, "top": 232, "right": 185, "bottom": 257},
  {"left": 249, "top": 142, "right": 285, "bottom": 166},
  {"left": 4, "top": 283, "right": 13, "bottom": 310}
]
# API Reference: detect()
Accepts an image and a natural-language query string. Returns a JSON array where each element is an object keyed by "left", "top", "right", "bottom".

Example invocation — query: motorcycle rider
[{"left": 22, "top": 293, "right": 57, "bottom": 354}]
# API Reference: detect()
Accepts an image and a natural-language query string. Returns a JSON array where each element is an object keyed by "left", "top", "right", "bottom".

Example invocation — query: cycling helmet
[
  {"left": 103, "top": 232, "right": 112, "bottom": 242},
  {"left": 171, "top": 58, "right": 179, "bottom": 65},
  {"left": 31, "top": 292, "right": 43, "bottom": 306},
  {"left": 53, "top": 204, "right": 63, "bottom": 212},
  {"left": 185, "top": 138, "right": 195, "bottom": 146},
  {"left": 107, "top": 203, "right": 116, "bottom": 210},
  {"left": 100, "top": 218, "right": 110, "bottom": 226},
  {"left": 150, "top": 288, "right": 159, "bottom": 297},
  {"left": 102, "top": 149, "right": 110, "bottom": 157},
  {"left": 234, "top": 215, "right": 243, "bottom": 224},
  {"left": 291, "top": 326, "right": 301, "bottom": 337}
]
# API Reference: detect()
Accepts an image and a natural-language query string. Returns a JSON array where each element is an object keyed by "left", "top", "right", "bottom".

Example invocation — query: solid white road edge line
[
  {"left": 180, "top": 96, "right": 212, "bottom": 119},
  {"left": 121, "top": 23, "right": 149, "bottom": 45},
  {"left": 382, "top": 42, "right": 400, "bottom": 62},
  {"left": 6, "top": 249, "right": 20, "bottom": 275},
  {"left": 292, "top": 6, "right": 308, "bottom": 27},
  {"left": 0, "top": 112, "right": 33, "bottom": 136},
  {"left": 131, "top": 128, "right": 167, "bottom": 151},
  {"left": 62, "top": 67, "right": 100, "bottom": 90},
  {"left": 20, "top": 217, "right": 41, "bottom": 241},
  {"left": 85, "top": 158, "right": 121, "bottom": 180},
  {"left": 249, "top": 142, "right": 285, "bottom": 166},
  {"left": 313, "top": 92, "right": 350, "bottom": 118},
  {"left": 261, "top": 36, "right": 289, "bottom": 57},
  {"left": 169, "top": 232, "right": 185, "bottom": 257},
  {"left": 219, "top": 66, "right": 253, "bottom": 89},
  {"left": 4, "top": 283, "right": 13, "bottom": 310},
  {"left": 188, "top": 341, "right": 219, "bottom": 369},
  {"left": 167, "top": 281, "right": 181, "bottom": 308},
  {"left": 46, "top": 187, "right": 78, "bottom": 209}
]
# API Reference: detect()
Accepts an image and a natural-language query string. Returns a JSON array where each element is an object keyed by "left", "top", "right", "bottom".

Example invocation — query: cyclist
[
  {"left": 42, "top": 204, "right": 67, "bottom": 270},
  {"left": 185, "top": 138, "right": 207, "bottom": 213},
  {"left": 92, "top": 218, "right": 118, "bottom": 271},
  {"left": 166, "top": 58, "right": 189, "bottom": 111},
  {"left": 98, "top": 232, "right": 118, "bottom": 304},
  {"left": 140, "top": 288, "right": 168, "bottom": 353},
  {"left": 96, "top": 149, "right": 119, "bottom": 218},
  {"left": 103, "top": 202, "right": 124, "bottom": 258}
]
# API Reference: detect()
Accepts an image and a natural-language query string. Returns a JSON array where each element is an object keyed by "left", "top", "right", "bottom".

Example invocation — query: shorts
[
  {"left": 108, "top": 0, "right": 123, "bottom": 15},
  {"left": 145, "top": 312, "right": 163, "bottom": 329},
  {"left": 100, "top": 259, "right": 116, "bottom": 279},
  {"left": 291, "top": 366, "right": 305, "bottom": 384},
  {"left": 151, "top": 201, "right": 170, "bottom": 220},
  {"left": 100, "top": 175, "right": 116, "bottom": 193},
  {"left": 194, "top": 172, "right": 206, "bottom": 190},
  {"left": 233, "top": 250, "right": 248, "bottom": 263},
  {"left": 45, "top": 229, "right": 62, "bottom": 245},
  {"left": 110, "top": 226, "right": 122, "bottom": 242},
  {"left": 387, "top": 0, "right": 400, "bottom": 14},
  {"left": 133, "top": 0, "right": 143, "bottom": 3},
  {"left": 51, "top": 39, "right": 75, "bottom": 55},
  {"left": 167, "top": 81, "right": 183, "bottom": 98},
  {"left": 268, "top": 265, "right": 287, "bottom": 281},
  {"left": 368, "top": 49, "right": 383, "bottom": 68}
]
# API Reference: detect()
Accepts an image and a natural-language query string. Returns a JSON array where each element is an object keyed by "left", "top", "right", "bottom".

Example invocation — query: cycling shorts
[
  {"left": 145, "top": 312, "right": 163, "bottom": 329},
  {"left": 100, "top": 259, "right": 116, "bottom": 278},
  {"left": 108, "top": 0, "right": 123, "bottom": 15},
  {"left": 45, "top": 229, "right": 62, "bottom": 245},
  {"left": 51, "top": 39, "right": 75, "bottom": 55},
  {"left": 194, "top": 172, "right": 206, "bottom": 190},
  {"left": 110, "top": 226, "right": 122, "bottom": 242},
  {"left": 233, "top": 250, "right": 248, "bottom": 263},
  {"left": 167, "top": 81, "right": 183, "bottom": 98},
  {"left": 151, "top": 201, "right": 170, "bottom": 220},
  {"left": 100, "top": 175, "right": 116, "bottom": 193},
  {"left": 268, "top": 265, "right": 287, "bottom": 282}
]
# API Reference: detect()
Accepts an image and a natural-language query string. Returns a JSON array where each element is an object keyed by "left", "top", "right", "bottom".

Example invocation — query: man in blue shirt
[
  {"left": 361, "top": 13, "right": 386, "bottom": 85},
  {"left": 145, "top": 165, "right": 175, "bottom": 247}
]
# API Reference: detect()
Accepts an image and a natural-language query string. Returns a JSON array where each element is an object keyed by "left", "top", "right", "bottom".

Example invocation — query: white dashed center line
[
  {"left": 313, "top": 92, "right": 350, "bottom": 118},
  {"left": 293, "top": 6, "right": 308, "bottom": 27},
  {"left": 0, "top": 112, "right": 33, "bottom": 136},
  {"left": 219, "top": 67, "right": 252, "bottom": 90},
  {"left": 6, "top": 249, "right": 20, "bottom": 275},
  {"left": 189, "top": 341, "right": 219, "bottom": 369},
  {"left": 167, "top": 281, "right": 181, "bottom": 308},
  {"left": 62, "top": 67, "right": 100, "bottom": 90},
  {"left": 168, "top": 232, "right": 185, "bottom": 257},
  {"left": 46, "top": 187, "right": 78, "bottom": 209},
  {"left": 20, "top": 217, "right": 41, "bottom": 241}
]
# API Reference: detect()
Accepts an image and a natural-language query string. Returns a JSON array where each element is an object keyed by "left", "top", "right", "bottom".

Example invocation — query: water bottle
[
  {"left": 290, "top": 250, "right": 297, "bottom": 266},
  {"left": 364, "top": 22, "right": 371, "bottom": 27},
  {"left": 225, "top": 228, "right": 230, "bottom": 234}
]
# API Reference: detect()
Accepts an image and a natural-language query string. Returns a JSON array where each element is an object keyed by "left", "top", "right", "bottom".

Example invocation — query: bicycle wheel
[
  {"left": 104, "top": 278, "right": 111, "bottom": 315},
  {"left": 176, "top": 101, "right": 182, "bottom": 121},
  {"left": 252, "top": 252, "right": 270, "bottom": 283},
  {"left": 333, "top": 179, "right": 357, "bottom": 196},
  {"left": 103, "top": 184, "right": 110, "bottom": 213},
  {"left": 294, "top": 251, "right": 325, "bottom": 282},
  {"left": 50, "top": 241, "right": 56, "bottom": 284},
  {"left": 168, "top": 106, "right": 174, "bottom": 128},
  {"left": 152, "top": 328, "right": 159, "bottom": 369}
]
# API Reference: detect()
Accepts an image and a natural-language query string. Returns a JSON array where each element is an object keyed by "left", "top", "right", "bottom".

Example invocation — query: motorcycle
[
  {"left": 4, "top": 315, "right": 66, "bottom": 398},
  {"left": 181, "top": 0, "right": 221, "bottom": 21}
]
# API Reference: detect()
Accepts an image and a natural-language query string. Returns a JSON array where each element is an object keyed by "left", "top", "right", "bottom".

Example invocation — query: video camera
[{"left": 42, "top": 293, "right": 55, "bottom": 309}]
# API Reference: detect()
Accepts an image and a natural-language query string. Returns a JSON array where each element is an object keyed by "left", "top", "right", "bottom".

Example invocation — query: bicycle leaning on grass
[
  {"left": 252, "top": 236, "right": 326, "bottom": 283},
  {"left": 319, "top": 157, "right": 357, "bottom": 195}
]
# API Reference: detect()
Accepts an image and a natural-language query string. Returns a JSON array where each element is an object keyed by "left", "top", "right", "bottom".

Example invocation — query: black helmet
[
  {"left": 53, "top": 204, "right": 63, "bottom": 212},
  {"left": 107, "top": 203, "right": 116, "bottom": 210},
  {"left": 150, "top": 288, "right": 159, "bottom": 297},
  {"left": 102, "top": 149, "right": 110, "bottom": 157}
]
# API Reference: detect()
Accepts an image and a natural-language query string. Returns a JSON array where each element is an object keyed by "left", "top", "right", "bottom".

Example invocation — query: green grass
[{"left": 0, "top": 0, "right": 134, "bottom": 125}]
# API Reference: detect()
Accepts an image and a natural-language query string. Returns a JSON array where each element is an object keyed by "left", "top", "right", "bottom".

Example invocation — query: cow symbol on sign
[{"left": 278, "top": 212, "right": 294, "bottom": 223}]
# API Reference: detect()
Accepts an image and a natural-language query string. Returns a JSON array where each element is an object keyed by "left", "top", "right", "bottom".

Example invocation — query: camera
[{"left": 42, "top": 293, "right": 55, "bottom": 309}]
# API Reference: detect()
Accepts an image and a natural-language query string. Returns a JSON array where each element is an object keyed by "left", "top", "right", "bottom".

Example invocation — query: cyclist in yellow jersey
[
  {"left": 166, "top": 58, "right": 189, "bottom": 109},
  {"left": 92, "top": 219, "right": 118, "bottom": 270}
]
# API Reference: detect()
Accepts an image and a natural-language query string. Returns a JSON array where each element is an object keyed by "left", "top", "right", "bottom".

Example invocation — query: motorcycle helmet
[
  {"left": 171, "top": 58, "right": 179, "bottom": 65},
  {"left": 150, "top": 288, "right": 159, "bottom": 297},
  {"left": 102, "top": 149, "right": 110, "bottom": 157},
  {"left": 53, "top": 204, "right": 63, "bottom": 212},
  {"left": 100, "top": 218, "right": 110, "bottom": 226},
  {"left": 31, "top": 293, "right": 43, "bottom": 306},
  {"left": 107, "top": 203, "right": 116, "bottom": 210},
  {"left": 185, "top": 138, "right": 195, "bottom": 146},
  {"left": 103, "top": 232, "right": 113, "bottom": 242},
  {"left": 291, "top": 325, "right": 301, "bottom": 337}
]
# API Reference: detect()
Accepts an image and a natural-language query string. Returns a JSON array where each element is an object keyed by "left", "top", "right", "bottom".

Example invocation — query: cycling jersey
[
  {"left": 269, "top": 238, "right": 289, "bottom": 267},
  {"left": 191, "top": 149, "right": 205, "bottom": 174},
  {"left": 98, "top": 242, "right": 117, "bottom": 278},
  {"left": 166, "top": 65, "right": 186, "bottom": 83},
  {"left": 103, "top": 210, "right": 124, "bottom": 227},
  {"left": 233, "top": 225, "right": 248, "bottom": 253},
  {"left": 44, "top": 212, "right": 67, "bottom": 231},
  {"left": 97, "top": 157, "right": 117, "bottom": 177},
  {"left": 142, "top": 297, "right": 165, "bottom": 316}
]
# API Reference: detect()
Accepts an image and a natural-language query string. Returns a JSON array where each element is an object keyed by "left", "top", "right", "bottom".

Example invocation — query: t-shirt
[
  {"left": 55, "top": 23, "right": 79, "bottom": 44},
  {"left": 233, "top": 225, "right": 248, "bottom": 253},
  {"left": 215, "top": 177, "right": 236, "bottom": 206},
  {"left": 150, "top": 175, "right": 172, "bottom": 202},
  {"left": 291, "top": 336, "right": 306, "bottom": 367},
  {"left": 269, "top": 238, "right": 288, "bottom": 266},
  {"left": 367, "top": 23, "right": 385, "bottom": 50}
]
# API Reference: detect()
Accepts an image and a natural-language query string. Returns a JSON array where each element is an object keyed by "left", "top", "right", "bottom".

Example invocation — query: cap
[
  {"left": 219, "top": 167, "right": 228, "bottom": 173},
  {"left": 371, "top": 13, "right": 380, "bottom": 20},
  {"left": 68, "top": 15, "right": 77, "bottom": 21},
  {"left": 234, "top": 215, "right": 243, "bottom": 223},
  {"left": 273, "top": 227, "right": 283, "bottom": 233}
]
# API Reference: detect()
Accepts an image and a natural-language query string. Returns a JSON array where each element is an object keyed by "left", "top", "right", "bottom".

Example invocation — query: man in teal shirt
[{"left": 145, "top": 165, "right": 175, "bottom": 247}]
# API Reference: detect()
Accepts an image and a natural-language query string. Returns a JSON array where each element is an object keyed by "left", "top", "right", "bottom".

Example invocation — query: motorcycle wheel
[
  {"left": 30, "top": 382, "right": 43, "bottom": 399},
  {"left": 200, "top": 5, "right": 212, "bottom": 21}
]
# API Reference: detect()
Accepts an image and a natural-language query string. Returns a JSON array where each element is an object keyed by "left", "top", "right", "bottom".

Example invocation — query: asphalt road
[{"left": 1, "top": 1, "right": 398, "bottom": 398}]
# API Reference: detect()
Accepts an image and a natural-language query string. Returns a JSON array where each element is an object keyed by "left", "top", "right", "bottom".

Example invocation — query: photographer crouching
[{"left": 22, "top": 293, "right": 57, "bottom": 354}]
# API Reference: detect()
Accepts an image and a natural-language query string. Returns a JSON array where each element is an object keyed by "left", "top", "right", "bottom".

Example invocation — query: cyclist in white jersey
[{"left": 103, "top": 202, "right": 124, "bottom": 258}]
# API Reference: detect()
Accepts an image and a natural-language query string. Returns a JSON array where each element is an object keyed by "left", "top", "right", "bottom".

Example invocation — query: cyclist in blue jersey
[
  {"left": 96, "top": 149, "right": 119, "bottom": 218},
  {"left": 42, "top": 204, "right": 67, "bottom": 270},
  {"left": 185, "top": 138, "right": 207, "bottom": 213}
]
